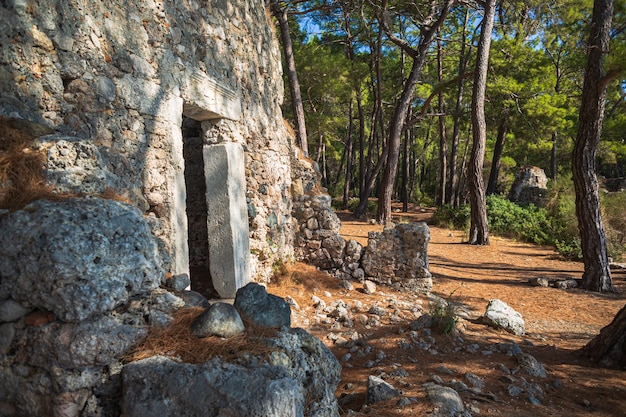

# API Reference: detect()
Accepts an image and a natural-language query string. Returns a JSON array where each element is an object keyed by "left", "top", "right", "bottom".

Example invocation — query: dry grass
[
  {"left": 124, "top": 307, "right": 280, "bottom": 365},
  {"left": 0, "top": 116, "right": 133, "bottom": 210},
  {"left": 0, "top": 116, "right": 63, "bottom": 210}
]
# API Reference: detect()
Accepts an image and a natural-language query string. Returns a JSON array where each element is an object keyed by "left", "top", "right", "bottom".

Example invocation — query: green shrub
[
  {"left": 432, "top": 204, "right": 471, "bottom": 230},
  {"left": 430, "top": 291, "right": 460, "bottom": 335}
]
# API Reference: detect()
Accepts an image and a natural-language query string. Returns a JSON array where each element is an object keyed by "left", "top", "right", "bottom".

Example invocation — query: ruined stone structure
[
  {"left": 0, "top": 0, "right": 433, "bottom": 415},
  {"left": 508, "top": 166, "right": 548, "bottom": 206},
  {"left": 0, "top": 0, "right": 346, "bottom": 416},
  {"left": 0, "top": 0, "right": 296, "bottom": 296}
]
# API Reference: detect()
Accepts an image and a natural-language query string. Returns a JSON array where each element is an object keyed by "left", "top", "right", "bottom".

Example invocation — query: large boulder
[
  {"left": 361, "top": 222, "right": 432, "bottom": 293},
  {"left": 0, "top": 198, "right": 166, "bottom": 322},
  {"left": 122, "top": 328, "right": 341, "bottom": 417}
]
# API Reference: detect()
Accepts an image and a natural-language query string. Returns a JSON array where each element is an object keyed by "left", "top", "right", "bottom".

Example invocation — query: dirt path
[{"left": 269, "top": 205, "right": 626, "bottom": 417}]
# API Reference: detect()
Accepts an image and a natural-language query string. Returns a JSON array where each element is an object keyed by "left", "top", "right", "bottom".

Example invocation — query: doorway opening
[{"left": 182, "top": 116, "right": 217, "bottom": 298}]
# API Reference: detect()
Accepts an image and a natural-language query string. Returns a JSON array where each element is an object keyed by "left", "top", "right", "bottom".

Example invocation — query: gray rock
[
  {"left": 0, "top": 198, "right": 165, "bottom": 322},
  {"left": 367, "top": 375, "right": 400, "bottom": 404},
  {"left": 0, "top": 323, "right": 15, "bottom": 354},
  {"left": 482, "top": 299, "right": 525, "bottom": 336},
  {"left": 509, "top": 166, "right": 548, "bottom": 203},
  {"left": 508, "top": 385, "right": 523, "bottom": 396},
  {"left": 528, "top": 277, "right": 549, "bottom": 287},
  {"left": 516, "top": 352, "right": 547, "bottom": 378},
  {"left": 556, "top": 279, "right": 578, "bottom": 290},
  {"left": 0, "top": 299, "right": 31, "bottom": 322},
  {"left": 191, "top": 302, "right": 245, "bottom": 338},
  {"left": 18, "top": 315, "right": 146, "bottom": 369},
  {"left": 424, "top": 383, "right": 465, "bottom": 416},
  {"left": 165, "top": 273, "right": 191, "bottom": 291},
  {"left": 285, "top": 295, "right": 300, "bottom": 310},
  {"left": 122, "top": 356, "right": 304, "bottom": 417},
  {"left": 363, "top": 280, "right": 377, "bottom": 295},
  {"left": 496, "top": 342, "right": 523, "bottom": 356},
  {"left": 234, "top": 283, "right": 291, "bottom": 329},
  {"left": 180, "top": 290, "right": 210, "bottom": 308},
  {"left": 465, "top": 372, "right": 485, "bottom": 392},
  {"left": 410, "top": 314, "right": 433, "bottom": 330},
  {"left": 122, "top": 328, "right": 340, "bottom": 417}
]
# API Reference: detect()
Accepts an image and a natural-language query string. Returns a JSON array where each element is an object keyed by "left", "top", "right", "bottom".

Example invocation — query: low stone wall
[
  {"left": 293, "top": 194, "right": 365, "bottom": 282},
  {"left": 293, "top": 193, "right": 432, "bottom": 293}
]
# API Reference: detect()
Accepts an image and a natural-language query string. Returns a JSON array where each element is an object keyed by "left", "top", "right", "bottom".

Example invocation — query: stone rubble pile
[{"left": 290, "top": 284, "right": 557, "bottom": 416}]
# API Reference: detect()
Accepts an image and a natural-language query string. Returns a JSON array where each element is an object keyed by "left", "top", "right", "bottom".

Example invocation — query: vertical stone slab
[
  {"left": 170, "top": 122, "right": 190, "bottom": 278},
  {"left": 203, "top": 142, "right": 251, "bottom": 298}
]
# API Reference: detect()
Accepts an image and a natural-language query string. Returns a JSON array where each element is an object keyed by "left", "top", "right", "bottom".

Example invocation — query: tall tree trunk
[
  {"left": 486, "top": 118, "right": 508, "bottom": 195},
  {"left": 400, "top": 109, "right": 411, "bottom": 212},
  {"left": 342, "top": 98, "right": 355, "bottom": 209},
  {"left": 270, "top": 1, "right": 309, "bottom": 155},
  {"left": 448, "top": 8, "right": 470, "bottom": 207},
  {"left": 467, "top": 0, "right": 496, "bottom": 245},
  {"left": 355, "top": 30, "right": 385, "bottom": 218},
  {"left": 437, "top": 34, "right": 447, "bottom": 206},
  {"left": 456, "top": 135, "right": 471, "bottom": 206},
  {"left": 357, "top": 86, "right": 366, "bottom": 196},
  {"left": 572, "top": 0, "right": 614, "bottom": 292},
  {"left": 376, "top": 0, "right": 454, "bottom": 225},
  {"left": 550, "top": 131, "right": 558, "bottom": 181}
]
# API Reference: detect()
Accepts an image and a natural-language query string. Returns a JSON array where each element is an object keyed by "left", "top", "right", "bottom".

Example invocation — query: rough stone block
[{"left": 203, "top": 142, "right": 251, "bottom": 298}]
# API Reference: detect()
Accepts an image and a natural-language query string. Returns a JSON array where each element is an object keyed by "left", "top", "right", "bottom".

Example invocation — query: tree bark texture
[
  {"left": 580, "top": 304, "right": 626, "bottom": 369},
  {"left": 486, "top": 118, "right": 508, "bottom": 195},
  {"left": 572, "top": 0, "right": 614, "bottom": 292},
  {"left": 467, "top": 0, "right": 496, "bottom": 245},
  {"left": 271, "top": 1, "right": 309, "bottom": 156}
]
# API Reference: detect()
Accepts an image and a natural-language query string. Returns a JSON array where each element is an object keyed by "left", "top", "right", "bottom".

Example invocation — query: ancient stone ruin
[
  {"left": 508, "top": 165, "right": 548, "bottom": 205},
  {"left": 0, "top": 0, "right": 432, "bottom": 415}
]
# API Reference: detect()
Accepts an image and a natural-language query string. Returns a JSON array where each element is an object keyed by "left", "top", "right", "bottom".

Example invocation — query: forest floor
[{"left": 268, "top": 203, "right": 626, "bottom": 417}]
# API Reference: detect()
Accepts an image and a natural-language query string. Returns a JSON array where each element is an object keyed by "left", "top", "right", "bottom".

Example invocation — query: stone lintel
[
  {"left": 203, "top": 142, "right": 250, "bottom": 298},
  {"left": 182, "top": 72, "right": 241, "bottom": 121}
]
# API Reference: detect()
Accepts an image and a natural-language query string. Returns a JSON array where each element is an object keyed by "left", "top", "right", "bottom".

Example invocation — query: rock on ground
[
  {"left": 191, "top": 302, "right": 245, "bottom": 338},
  {"left": 367, "top": 375, "right": 400, "bottom": 404},
  {"left": 234, "top": 282, "right": 291, "bottom": 328},
  {"left": 482, "top": 299, "right": 525, "bottom": 336}
]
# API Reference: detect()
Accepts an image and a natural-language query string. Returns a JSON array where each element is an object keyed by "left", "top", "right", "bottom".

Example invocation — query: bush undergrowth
[{"left": 432, "top": 184, "right": 625, "bottom": 261}]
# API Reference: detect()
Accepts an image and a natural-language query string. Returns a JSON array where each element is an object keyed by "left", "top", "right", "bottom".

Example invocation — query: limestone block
[
  {"left": 182, "top": 71, "right": 242, "bottom": 121},
  {"left": 203, "top": 142, "right": 251, "bottom": 298},
  {"left": 361, "top": 222, "right": 432, "bottom": 293}
]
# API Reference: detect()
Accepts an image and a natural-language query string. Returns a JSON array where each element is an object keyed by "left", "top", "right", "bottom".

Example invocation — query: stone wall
[{"left": 0, "top": 0, "right": 294, "bottom": 286}]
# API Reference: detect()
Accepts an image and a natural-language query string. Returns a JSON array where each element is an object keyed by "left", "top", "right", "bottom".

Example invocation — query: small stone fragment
[{"left": 367, "top": 375, "right": 400, "bottom": 404}]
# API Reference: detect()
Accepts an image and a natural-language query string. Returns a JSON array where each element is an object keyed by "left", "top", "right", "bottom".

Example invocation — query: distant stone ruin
[{"left": 508, "top": 166, "right": 548, "bottom": 205}]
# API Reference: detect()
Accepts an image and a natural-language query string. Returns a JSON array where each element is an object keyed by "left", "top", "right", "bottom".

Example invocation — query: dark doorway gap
[{"left": 182, "top": 117, "right": 217, "bottom": 298}]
